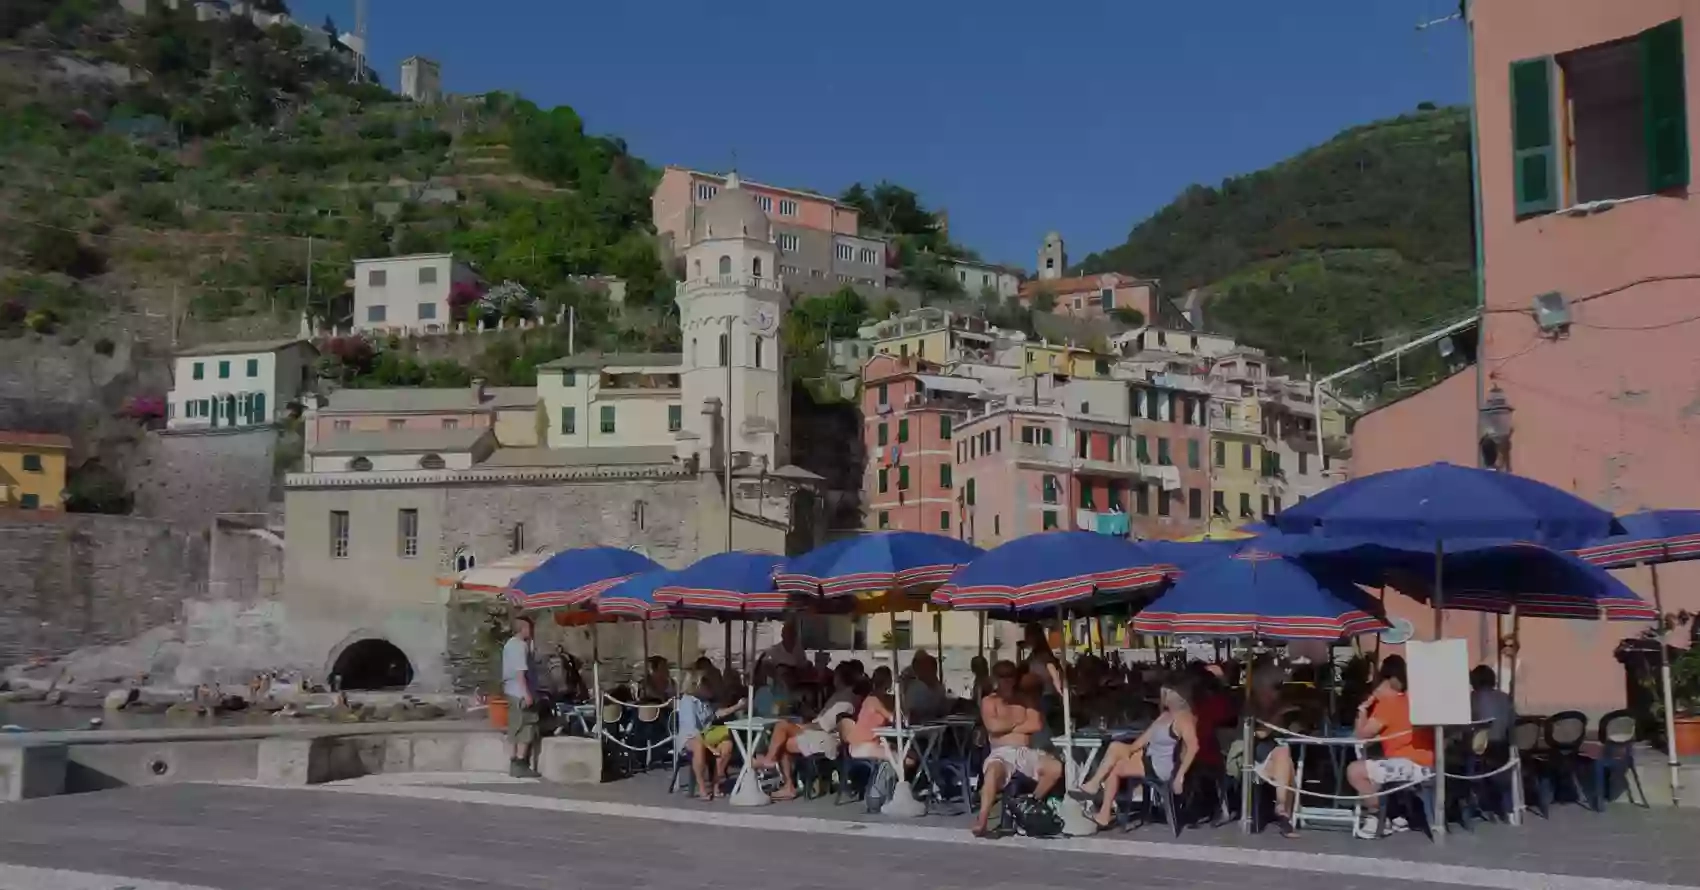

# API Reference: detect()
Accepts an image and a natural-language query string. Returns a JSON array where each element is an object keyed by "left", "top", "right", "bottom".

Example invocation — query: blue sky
[{"left": 289, "top": 0, "right": 1469, "bottom": 270}]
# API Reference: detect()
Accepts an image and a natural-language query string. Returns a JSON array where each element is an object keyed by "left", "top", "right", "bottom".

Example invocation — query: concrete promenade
[{"left": 0, "top": 774, "right": 1697, "bottom": 890}]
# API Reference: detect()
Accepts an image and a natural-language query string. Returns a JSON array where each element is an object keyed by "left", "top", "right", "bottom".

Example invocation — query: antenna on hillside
[{"left": 351, "top": 0, "right": 369, "bottom": 84}]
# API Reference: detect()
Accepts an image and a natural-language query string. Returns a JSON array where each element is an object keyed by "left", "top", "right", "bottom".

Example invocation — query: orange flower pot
[
  {"left": 487, "top": 695, "right": 509, "bottom": 730},
  {"left": 1673, "top": 715, "right": 1700, "bottom": 757}
]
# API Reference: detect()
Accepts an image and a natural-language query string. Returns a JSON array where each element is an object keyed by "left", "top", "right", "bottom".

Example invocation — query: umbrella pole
[
  {"left": 1054, "top": 605, "right": 1097, "bottom": 837},
  {"left": 1652, "top": 564, "right": 1682, "bottom": 803},
  {"left": 935, "top": 607, "right": 944, "bottom": 683},
  {"left": 730, "top": 612, "right": 770, "bottom": 808},
  {"left": 591, "top": 621, "right": 602, "bottom": 740},
  {"left": 642, "top": 618, "right": 651, "bottom": 666},
  {"left": 676, "top": 619, "right": 685, "bottom": 695},
  {"left": 881, "top": 604, "right": 925, "bottom": 817},
  {"left": 723, "top": 622, "right": 733, "bottom": 673},
  {"left": 1507, "top": 602, "right": 1525, "bottom": 826},
  {"left": 1432, "top": 540, "right": 1448, "bottom": 843},
  {"left": 1374, "top": 586, "right": 1386, "bottom": 663},
  {"left": 1240, "top": 638, "right": 1256, "bottom": 835}
]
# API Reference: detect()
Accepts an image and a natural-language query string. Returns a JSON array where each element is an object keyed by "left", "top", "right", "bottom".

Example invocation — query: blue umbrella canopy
[
  {"left": 776, "top": 532, "right": 982, "bottom": 608},
  {"left": 932, "top": 532, "right": 1174, "bottom": 613},
  {"left": 1132, "top": 548, "right": 1387, "bottom": 640},
  {"left": 1272, "top": 462, "right": 1620, "bottom": 550},
  {"left": 505, "top": 546, "right": 662, "bottom": 611},
  {"left": 1138, "top": 538, "right": 1248, "bottom": 572},
  {"left": 1378, "top": 542, "right": 1657, "bottom": 622},
  {"left": 1574, "top": 509, "right": 1700, "bottom": 569},
  {"left": 653, "top": 551, "right": 788, "bottom": 613}
]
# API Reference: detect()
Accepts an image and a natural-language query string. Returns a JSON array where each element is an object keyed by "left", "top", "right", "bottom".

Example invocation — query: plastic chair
[
  {"left": 1542, "top": 710, "right": 1592, "bottom": 807},
  {"left": 1589, "top": 709, "right": 1648, "bottom": 810}
]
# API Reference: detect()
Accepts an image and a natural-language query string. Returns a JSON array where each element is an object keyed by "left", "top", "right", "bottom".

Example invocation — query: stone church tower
[{"left": 1037, "top": 231, "right": 1067, "bottom": 280}]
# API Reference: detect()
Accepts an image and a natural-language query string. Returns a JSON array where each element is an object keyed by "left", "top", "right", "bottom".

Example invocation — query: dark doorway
[{"left": 331, "top": 639, "right": 414, "bottom": 690}]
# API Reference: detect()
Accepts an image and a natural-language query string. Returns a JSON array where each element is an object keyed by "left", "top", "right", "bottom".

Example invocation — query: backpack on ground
[{"left": 1008, "top": 795, "right": 1064, "bottom": 838}]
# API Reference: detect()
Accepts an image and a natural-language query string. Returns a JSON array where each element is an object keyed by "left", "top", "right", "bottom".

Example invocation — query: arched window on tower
[
  {"left": 693, "top": 259, "right": 702, "bottom": 279},
  {"left": 752, "top": 257, "right": 763, "bottom": 279},
  {"left": 718, "top": 255, "right": 731, "bottom": 276},
  {"left": 754, "top": 335, "right": 764, "bottom": 369},
  {"left": 718, "top": 333, "right": 729, "bottom": 366}
]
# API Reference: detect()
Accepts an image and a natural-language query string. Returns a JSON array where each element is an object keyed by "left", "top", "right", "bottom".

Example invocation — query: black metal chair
[{"left": 1588, "top": 709, "right": 1648, "bottom": 810}]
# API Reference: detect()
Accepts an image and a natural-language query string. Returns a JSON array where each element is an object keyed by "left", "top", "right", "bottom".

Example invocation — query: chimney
[{"left": 471, "top": 376, "right": 487, "bottom": 404}]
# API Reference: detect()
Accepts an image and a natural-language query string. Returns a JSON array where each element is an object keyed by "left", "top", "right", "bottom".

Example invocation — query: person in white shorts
[
  {"left": 1346, "top": 655, "right": 1436, "bottom": 839},
  {"left": 971, "top": 660, "right": 1062, "bottom": 837}
]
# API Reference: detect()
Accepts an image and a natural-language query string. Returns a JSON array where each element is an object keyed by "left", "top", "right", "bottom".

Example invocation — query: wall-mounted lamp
[{"left": 1478, "top": 384, "right": 1514, "bottom": 470}]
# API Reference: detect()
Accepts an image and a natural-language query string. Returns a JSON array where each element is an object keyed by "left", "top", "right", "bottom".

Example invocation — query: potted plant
[
  {"left": 1643, "top": 611, "right": 1700, "bottom": 756},
  {"left": 467, "top": 599, "right": 514, "bottom": 729}
]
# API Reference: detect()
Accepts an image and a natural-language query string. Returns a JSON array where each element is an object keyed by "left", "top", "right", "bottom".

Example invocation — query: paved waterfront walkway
[{"left": 1, "top": 775, "right": 1697, "bottom": 890}]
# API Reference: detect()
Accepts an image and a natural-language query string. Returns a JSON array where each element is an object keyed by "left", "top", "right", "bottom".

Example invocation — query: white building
[
  {"left": 949, "top": 259, "right": 1021, "bottom": 299},
  {"left": 350, "top": 253, "right": 481, "bottom": 334},
  {"left": 677, "top": 172, "right": 791, "bottom": 474},
  {"left": 167, "top": 339, "right": 318, "bottom": 431},
  {"left": 537, "top": 354, "right": 683, "bottom": 451},
  {"left": 400, "top": 56, "right": 443, "bottom": 104},
  {"left": 1113, "top": 326, "right": 1239, "bottom": 362}
]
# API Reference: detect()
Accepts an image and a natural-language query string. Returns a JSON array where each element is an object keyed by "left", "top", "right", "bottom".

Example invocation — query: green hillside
[
  {"left": 0, "top": 0, "right": 669, "bottom": 385},
  {"left": 1078, "top": 106, "right": 1476, "bottom": 373}
]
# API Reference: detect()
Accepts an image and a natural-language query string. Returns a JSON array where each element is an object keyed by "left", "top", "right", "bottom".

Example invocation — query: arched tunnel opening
[{"left": 330, "top": 638, "right": 415, "bottom": 691}]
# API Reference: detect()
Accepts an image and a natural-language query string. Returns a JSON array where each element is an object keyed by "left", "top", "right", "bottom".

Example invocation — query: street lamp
[{"left": 1478, "top": 384, "right": 1513, "bottom": 471}]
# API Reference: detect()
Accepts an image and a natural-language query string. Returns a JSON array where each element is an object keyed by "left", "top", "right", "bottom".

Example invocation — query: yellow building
[
  {"left": 0, "top": 431, "right": 72, "bottom": 511},
  {"left": 867, "top": 308, "right": 997, "bottom": 365},
  {"left": 1207, "top": 392, "right": 1267, "bottom": 531},
  {"left": 1017, "top": 342, "right": 1117, "bottom": 379}
]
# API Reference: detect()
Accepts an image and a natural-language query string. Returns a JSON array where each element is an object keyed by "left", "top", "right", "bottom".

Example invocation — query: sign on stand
[{"left": 1405, "top": 637, "right": 1470, "bottom": 841}]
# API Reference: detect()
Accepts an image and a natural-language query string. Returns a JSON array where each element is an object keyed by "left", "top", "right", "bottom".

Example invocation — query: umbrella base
[
  {"left": 880, "top": 781, "right": 927, "bottom": 818},
  {"left": 1058, "top": 800, "right": 1099, "bottom": 837},
  {"left": 728, "top": 769, "right": 771, "bottom": 807}
]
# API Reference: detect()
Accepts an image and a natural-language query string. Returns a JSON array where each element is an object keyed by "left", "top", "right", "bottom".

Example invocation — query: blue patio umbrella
[
  {"left": 1132, "top": 547, "right": 1388, "bottom": 641},
  {"left": 1139, "top": 538, "right": 1250, "bottom": 573},
  {"left": 504, "top": 546, "right": 662, "bottom": 611},
  {"left": 1273, "top": 461, "right": 1620, "bottom": 550},
  {"left": 1372, "top": 542, "right": 1658, "bottom": 622},
  {"left": 931, "top": 532, "right": 1176, "bottom": 613},
  {"left": 1573, "top": 509, "right": 1700, "bottom": 802},
  {"left": 776, "top": 531, "right": 982, "bottom": 610}
]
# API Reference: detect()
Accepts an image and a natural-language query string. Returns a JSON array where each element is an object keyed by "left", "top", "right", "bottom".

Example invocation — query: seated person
[
  {"left": 1188, "top": 662, "right": 1235, "bottom": 771},
  {"left": 678, "top": 672, "right": 746, "bottom": 801},
  {"left": 1345, "top": 655, "right": 1435, "bottom": 839},
  {"left": 640, "top": 655, "right": 674, "bottom": 703},
  {"left": 752, "top": 662, "right": 796, "bottom": 718},
  {"left": 838, "top": 677, "right": 895, "bottom": 761},
  {"left": 967, "top": 655, "right": 993, "bottom": 701},
  {"left": 1469, "top": 664, "right": 1514, "bottom": 745},
  {"left": 971, "top": 660, "right": 1063, "bottom": 838},
  {"left": 755, "top": 663, "right": 861, "bottom": 799},
  {"left": 1083, "top": 673, "right": 1200, "bottom": 831},
  {"left": 902, "top": 650, "right": 947, "bottom": 721},
  {"left": 1246, "top": 662, "right": 1301, "bottom": 837}
]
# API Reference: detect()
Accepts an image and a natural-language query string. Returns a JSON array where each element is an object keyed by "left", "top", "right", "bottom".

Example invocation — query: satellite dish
[{"left": 1379, "top": 616, "right": 1415, "bottom": 645}]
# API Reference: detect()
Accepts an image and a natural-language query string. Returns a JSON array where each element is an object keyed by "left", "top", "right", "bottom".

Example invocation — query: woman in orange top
[{"left": 1345, "top": 655, "right": 1436, "bottom": 839}]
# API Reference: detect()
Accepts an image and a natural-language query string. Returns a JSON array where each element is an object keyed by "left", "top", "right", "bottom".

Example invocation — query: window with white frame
[
  {"left": 835, "top": 243, "right": 854, "bottom": 261},
  {"left": 330, "top": 510, "right": 350, "bottom": 558},
  {"left": 777, "top": 233, "right": 800, "bottom": 252},
  {"left": 858, "top": 247, "right": 879, "bottom": 265},
  {"left": 398, "top": 508, "right": 419, "bottom": 558},
  {"left": 778, "top": 199, "right": 798, "bottom": 216},
  {"left": 755, "top": 194, "right": 773, "bottom": 212},
  {"left": 696, "top": 183, "right": 718, "bottom": 201}
]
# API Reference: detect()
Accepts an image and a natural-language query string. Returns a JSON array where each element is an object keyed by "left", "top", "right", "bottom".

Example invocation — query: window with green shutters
[
  {"left": 246, "top": 358, "right": 259, "bottom": 377},
  {"left": 878, "top": 511, "right": 890, "bottom": 529},
  {"left": 965, "top": 478, "right": 975, "bottom": 506},
  {"left": 564, "top": 370, "right": 576, "bottom": 387},
  {"left": 898, "top": 465, "right": 910, "bottom": 490},
  {"left": 877, "top": 423, "right": 888, "bottom": 446},
  {"left": 1157, "top": 437, "right": 1172, "bottom": 466},
  {"left": 878, "top": 468, "right": 888, "bottom": 493},
  {"left": 1511, "top": 56, "right": 1558, "bottom": 216},
  {"left": 1643, "top": 19, "right": 1690, "bottom": 193},
  {"left": 1042, "top": 510, "right": 1059, "bottom": 530},
  {"left": 897, "top": 419, "right": 909, "bottom": 443},
  {"left": 1135, "top": 435, "right": 1150, "bottom": 463},
  {"left": 1187, "top": 439, "right": 1201, "bottom": 469},
  {"left": 939, "top": 415, "right": 953, "bottom": 440},
  {"left": 192, "top": 362, "right": 204, "bottom": 380},
  {"left": 1079, "top": 483, "right": 1094, "bottom": 509},
  {"left": 599, "top": 405, "right": 615, "bottom": 433},
  {"left": 939, "top": 464, "right": 953, "bottom": 488},
  {"left": 562, "top": 407, "right": 576, "bottom": 434},
  {"left": 1041, "top": 427, "right": 1053, "bottom": 446},
  {"left": 667, "top": 404, "right": 682, "bottom": 432},
  {"left": 1214, "top": 440, "right": 1225, "bottom": 467},
  {"left": 1042, "top": 474, "right": 1059, "bottom": 504},
  {"left": 939, "top": 511, "right": 950, "bottom": 531},
  {"left": 218, "top": 360, "right": 230, "bottom": 379}
]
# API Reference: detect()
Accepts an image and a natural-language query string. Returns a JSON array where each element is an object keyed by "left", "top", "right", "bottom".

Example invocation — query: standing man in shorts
[
  {"left": 503, "top": 615, "right": 542, "bottom": 778},
  {"left": 970, "top": 660, "right": 1063, "bottom": 837}
]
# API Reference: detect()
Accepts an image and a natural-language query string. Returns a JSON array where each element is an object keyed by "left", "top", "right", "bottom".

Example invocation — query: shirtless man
[{"left": 971, "top": 659, "right": 1063, "bottom": 837}]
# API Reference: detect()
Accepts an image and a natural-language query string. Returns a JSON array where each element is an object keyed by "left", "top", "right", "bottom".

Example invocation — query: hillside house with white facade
[
  {"left": 167, "top": 339, "right": 317, "bottom": 431},
  {"left": 350, "top": 253, "right": 482, "bottom": 334}
]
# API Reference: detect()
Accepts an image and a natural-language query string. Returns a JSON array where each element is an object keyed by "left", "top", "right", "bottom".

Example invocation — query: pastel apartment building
[
  {"left": 536, "top": 353, "right": 685, "bottom": 451},
  {"left": 948, "top": 258, "right": 1022, "bottom": 299},
  {"left": 350, "top": 253, "right": 482, "bottom": 334},
  {"left": 0, "top": 432, "right": 71, "bottom": 511},
  {"left": 865, "top": 307, "right": 1000, "bottom": 365},
  {"left": 304, "top": 380, "right": 541, "bottom": 470},
  {"left": 1019, "top": 272, "right": 1162, "bottom": 324},
  {"left": 652, "top": 167, "right": 890, "bottom": 290},
  {"left": 861, "top": 355, "right": 985, "bottom": 534},
  {"left": 167, "top": 339, "right": 317, "bottom": 431},
  {"left": 1348, "top": 0, "right": 1700, "bottom": 715}
]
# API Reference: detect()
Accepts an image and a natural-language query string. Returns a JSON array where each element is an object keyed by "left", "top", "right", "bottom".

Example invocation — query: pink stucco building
[
  {"left": 861, "top": 355, "right": 983, "bottom": 535},
  {"left": 1352, "top": 0, "right": 1700, "bottom": 714},
  {"left": 1018, "top": 273, "right": 1161, "bottom": 323}
]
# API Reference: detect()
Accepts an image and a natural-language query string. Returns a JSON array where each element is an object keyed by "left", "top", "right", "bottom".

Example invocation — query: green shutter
[
  {"left": 965, "top": 478, "right": 975, "bottom": 506},
  {"left": 1511, "top": 56, "right": 1558, "bottom": 216},
  {"left": 599, "top": 405, "right": 615, "bottom": 433},
  {"left": 251, "top": 391, "right": 266, "bottom": 424},
  {"left": 897, "top": 419, "right": 909, "bottom": 443},
  {"left": 1642, "top": 19, "right": 1690, "bottom": 193},
  {"left": 562, "top": 407, "right": 575, "bottom": 434},
  {"left": 1043, "top": 510, "right": 1058, "bottom": 530},
  {"left": 878, "top": 468, "right": 888, "bottom": 493},
  {"left": 898, "top": 465, "right": 910, "bottom": 490},
  {"left": 939, "top": 415, "right": 952, "bottom": 440},
  {"left": 939, "top": 511, "right": 950, "bottom": 530},
  {"left": 939, "top": 464, "right": 952, "bottom": 488},
  {"left": 1080, "top": 483, "right": 1094, "bottom": 509},
  {"left": 668, "top": 404, "right": 682, "bottom": 431},
  {"left": 1136, "top": 435, "right": 1150, "bottom": 463},
  {"left": 877, "top": 423, "right": 888, "bottom": 446},
  {"left": 1040, "top": 428, "right": 1053, "bottom": 446}
]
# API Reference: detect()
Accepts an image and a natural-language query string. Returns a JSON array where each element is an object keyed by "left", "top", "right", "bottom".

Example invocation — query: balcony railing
[
  {"left": 681, "top": 275, "right": 784, "bottom": 293},
  {"left": 1208, "top": 414, "right": 1260, "bottom": 435}
]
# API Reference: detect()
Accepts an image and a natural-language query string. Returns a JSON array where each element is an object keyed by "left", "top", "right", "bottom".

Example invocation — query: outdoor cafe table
[
  {"left": 1054, "top": 723, "right": 1150, "bottom": 794},
  {"left": 1280, "top": 731, "right": 1364, "bottom": 830},
  {"left": 723, "top": 716, "right": 780, "bottom": 805},
  {"left": 874, "top": 722, "right": 947, "bottom": 813}
]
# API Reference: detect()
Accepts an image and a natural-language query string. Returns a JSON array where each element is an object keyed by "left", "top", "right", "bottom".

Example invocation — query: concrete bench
[
  {"left": 0, "top": 744, "right": 68, "bottom": 801},
  {"left": 538, "top": 736, "right": 601, "bottom": 784}
]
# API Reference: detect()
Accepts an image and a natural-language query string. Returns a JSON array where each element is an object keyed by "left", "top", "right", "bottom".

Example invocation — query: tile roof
[
  {"left": 486, "top": 387, "right": 540, "bottom": 410},
  {"left": 476, "top": 446, "right": 679, "bottom": 468},
  {"left": 536, "top": 352, "right": 683, "bottom": 371},
  {"left": 1018, "top": 273, "right": 1154, "bottom": 296},
  {"left": 176, "top": 338, "right": 317, "bottom": 358},
  {"left": 322, "top": 388, "right": 481, "bottom": 413},
  {"left": 0, "top": 431, "right": 73, "bottom": 449},
  {"left": 309, "top": 428, "right": 492, "bottom": 455}
]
